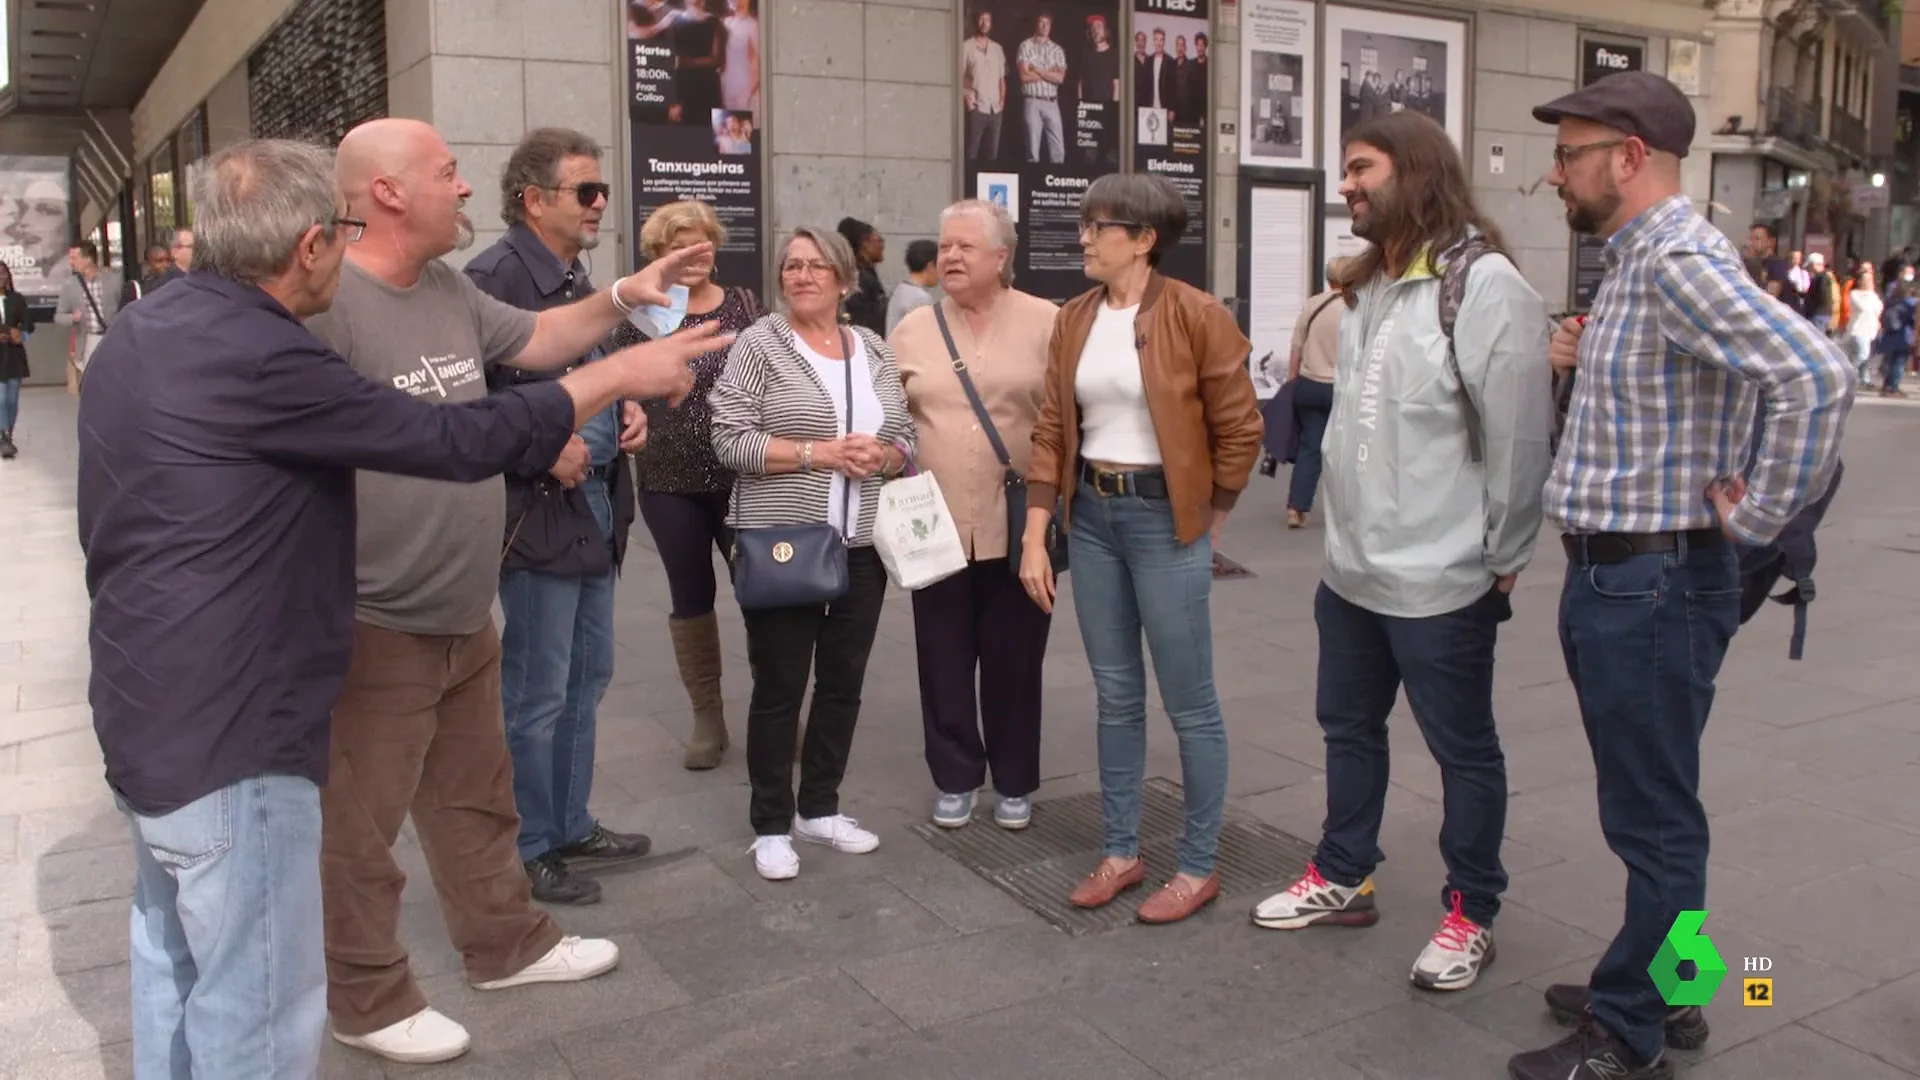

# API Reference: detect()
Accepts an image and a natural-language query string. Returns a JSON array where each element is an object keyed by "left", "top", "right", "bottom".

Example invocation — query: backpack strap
[{"left": 1437, "top": 237, "right": 1498, "bottom": 464}]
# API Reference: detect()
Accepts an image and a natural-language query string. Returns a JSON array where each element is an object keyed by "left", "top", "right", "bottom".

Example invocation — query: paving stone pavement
[{"left": 3, "top": 385, "right": 1918, "bottom": 1079}]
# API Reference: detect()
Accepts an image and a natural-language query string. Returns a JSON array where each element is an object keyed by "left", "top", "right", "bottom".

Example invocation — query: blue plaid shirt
[{"left": 1544, "top": 195, "right": 1856, "bottom": 546}]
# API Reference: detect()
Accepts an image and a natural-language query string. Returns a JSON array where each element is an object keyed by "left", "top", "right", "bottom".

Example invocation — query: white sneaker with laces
[
  {"left": 752, "top": 834, "right": 800, "bottom": 880},
  {"left": 1250, "top": 862, "right": 1381, "bottom": 930},
  {"left": 472, "top": 935, "right": 620, "bottom": 990},
  {"left": 793, "top": 813, "right": 880, "bottom": 854},
  {"left": 332, "top": 1006, "right": 470, "bottom": 1064},
  {"left": 1409, "top": 891, "right": 1495, "bottom": 991}
]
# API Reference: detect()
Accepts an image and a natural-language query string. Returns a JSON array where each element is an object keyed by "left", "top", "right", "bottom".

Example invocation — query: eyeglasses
[
  {"left": 1552, "top": 139, "right": 1626, "bottom": 170},
  {"left": 544, "top": 182, "right": 612, "bottom": 207},
  {"left": 333, "top": 216, "right": 368, "bottom": 243},
  {"left": 781, "top": 260, "right": 837, "bottom": 278},
  {"left": 1080, "top": 218, "right": 1142, "bottom": 235}
]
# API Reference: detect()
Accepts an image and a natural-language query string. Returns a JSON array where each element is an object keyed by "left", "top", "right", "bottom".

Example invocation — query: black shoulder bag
[
  {"left": 729, "top": 330, "right": 856, "bottom": 610},
  {"left": 933, "top": 305, "right": 1068, "bottom": 576}
]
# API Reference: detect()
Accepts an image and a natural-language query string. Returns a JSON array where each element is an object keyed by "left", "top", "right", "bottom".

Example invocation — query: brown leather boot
[{"left": 669, "top": 612, "right": 728, "bottom": 769}]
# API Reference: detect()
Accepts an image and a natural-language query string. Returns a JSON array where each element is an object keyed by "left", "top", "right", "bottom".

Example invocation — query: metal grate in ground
[{"left": 908, "top": 776, "right": 1317, "bottom": 936}]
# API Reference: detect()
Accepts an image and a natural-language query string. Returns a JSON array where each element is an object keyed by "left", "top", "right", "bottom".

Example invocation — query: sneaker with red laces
[
  {"left": 1410, "top": 890, "right": 1495, "bottom": 991},
  {"left": 1249, "top": 862, "right": 1379, "bottom": 930}
]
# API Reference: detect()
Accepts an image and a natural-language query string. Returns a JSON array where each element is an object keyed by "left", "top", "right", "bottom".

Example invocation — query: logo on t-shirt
[{"left": 392, "top": 353, "right": 483, "bottom": 398}]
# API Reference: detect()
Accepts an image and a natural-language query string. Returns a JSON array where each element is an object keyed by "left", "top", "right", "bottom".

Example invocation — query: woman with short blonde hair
[
  {"left": 890, "top": 198, "right": 1059, "bottom": 831},
  {"left": 614, "top": 198, "right": 761, "bottom": 770},
  {"left": 708, "top": 225, "right": 916, "bottom": 881}
]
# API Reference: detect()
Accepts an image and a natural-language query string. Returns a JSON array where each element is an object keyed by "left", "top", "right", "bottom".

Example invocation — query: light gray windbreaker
[{"left": 1319, "top": 241, "right": 1555, "bottom": 619}]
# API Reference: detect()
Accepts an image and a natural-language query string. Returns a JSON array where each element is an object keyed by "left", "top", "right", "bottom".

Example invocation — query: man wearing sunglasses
[{"left": 464, "top": 128, "right": 651, "bottom": 909}]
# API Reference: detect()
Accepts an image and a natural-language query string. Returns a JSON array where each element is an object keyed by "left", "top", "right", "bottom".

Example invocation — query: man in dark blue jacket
[
  {"left": 465, "top": 128, "right": 650, "bottom": 905},
  {"left": 77, "top": 137, "right": 713, "bottom": 1080}
]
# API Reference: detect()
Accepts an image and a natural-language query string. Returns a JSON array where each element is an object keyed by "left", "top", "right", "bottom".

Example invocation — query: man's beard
[
  {"left": 452, "top": 214, "right": 475, "bottom": 251},
  {"left": 577, "top": 230, "right": 601, "bottom": 251},
  {"left": 1348, "top": 180, "right": 1399, "bottom": 242},
  {"left": 1562, "top": 187, "right": 1619, "bottom": 237}
]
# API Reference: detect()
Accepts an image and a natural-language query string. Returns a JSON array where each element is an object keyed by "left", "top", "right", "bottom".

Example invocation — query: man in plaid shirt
[{"left": 1508, "top": 73, "right": 1855, "bottom": 1080}]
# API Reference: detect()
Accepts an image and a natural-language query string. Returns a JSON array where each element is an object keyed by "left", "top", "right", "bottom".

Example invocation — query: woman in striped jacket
[{"left": 708, "top": 225, "right": 917, "bottom": 882}]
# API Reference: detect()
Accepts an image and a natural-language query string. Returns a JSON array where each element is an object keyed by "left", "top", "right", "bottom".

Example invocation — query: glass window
[
  {"left": 149, "top": 140, "right": 177, "bottom": 234},
  {"left": 177, "top": 109, "right": 209, "bottom": 224}
]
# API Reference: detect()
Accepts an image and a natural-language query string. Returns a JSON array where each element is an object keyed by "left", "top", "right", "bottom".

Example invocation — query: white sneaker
[
  {"left": 793, "top": 813, "right": 880, "bottom": 854},
  {"left": 752, "top": 834, "right": 800, "bottom": 880},
  {"left": 472, "top": 936, "right": 619, "bottom": 990},
  {"left": 332, "top": 1006, "right": 470, "bottom": 1064},
  {"left": 1250, "top": 862, "right": 1380, "bottom": 930},
  {"left": 1409, "top": 892, "right": 1495, "bottom": 991}
]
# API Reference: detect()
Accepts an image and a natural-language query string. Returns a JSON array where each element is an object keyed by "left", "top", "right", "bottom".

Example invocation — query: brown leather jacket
[{"left": 1027, "top": 273, "right": 1264, "bottom": 545}]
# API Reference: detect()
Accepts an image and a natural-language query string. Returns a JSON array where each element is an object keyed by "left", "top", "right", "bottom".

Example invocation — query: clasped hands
[{"left": 805, "top": 434, "right": 895, "bottom": 480}]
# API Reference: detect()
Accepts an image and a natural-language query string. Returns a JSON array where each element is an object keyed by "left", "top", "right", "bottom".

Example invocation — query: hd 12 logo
[{"left": 1651, "top": 911, "right": 1774, "bottom": 1009}]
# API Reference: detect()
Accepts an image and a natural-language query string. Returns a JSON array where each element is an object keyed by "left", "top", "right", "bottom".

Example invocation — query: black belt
[
  {"left": 1082, "top": 462, "right": 1168, "bottom": 499},
  {"left": 586, "top": 463, "right": 614, "bottom": 479},
  {"left": 1561, "top": 528, "right": 1722, "bottom": 566}
]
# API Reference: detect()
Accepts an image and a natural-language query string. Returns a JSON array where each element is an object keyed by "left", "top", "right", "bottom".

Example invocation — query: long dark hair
[
  {"left": 0, "top": 260, "right": 13, "bottom": 294},
  {"left": 1329, "top": 111, "right": 1506, "bottom": 294}
]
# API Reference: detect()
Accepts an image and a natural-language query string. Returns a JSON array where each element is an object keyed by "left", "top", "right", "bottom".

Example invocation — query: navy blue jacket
[
  {"left": 77, "top": 272, "right": 577, "bottom": 815},
  {"left": 464, "top": 225, "right": 636, "bottom": 576}
]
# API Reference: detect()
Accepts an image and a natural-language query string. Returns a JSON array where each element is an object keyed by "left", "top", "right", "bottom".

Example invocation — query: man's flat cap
[{"left": 1532, "top": 71, "right": 1695, "bottom": 158}]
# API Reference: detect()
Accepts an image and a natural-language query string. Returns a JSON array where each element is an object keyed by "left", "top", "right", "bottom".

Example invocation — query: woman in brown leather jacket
[{"left": 1018, "top": 174, "right": 1263, "bottom": 924}]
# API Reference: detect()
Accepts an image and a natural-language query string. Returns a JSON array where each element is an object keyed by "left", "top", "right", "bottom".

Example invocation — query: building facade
[{"left": 0, "top": 0, "right": 1901, "bottom": 389}]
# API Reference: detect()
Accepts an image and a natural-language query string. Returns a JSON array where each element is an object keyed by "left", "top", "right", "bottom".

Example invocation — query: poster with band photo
[
  {"left": 960, "top": 0, "right": 1124, "bottom": 303},
  {"left": 1131, "top": 0, "right": 1213, "bottom": 290},
  {"left": 627, "top": 0, "right": 766, "bottom": 297},
  {"left": 1320, "top": 4, "right": 1465, "bottom": 204},
  {"left": 1238, "top": 0, "right": 1316, "bottom": 168}
]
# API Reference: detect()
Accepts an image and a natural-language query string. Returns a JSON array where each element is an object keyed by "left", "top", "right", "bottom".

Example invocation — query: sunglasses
[{"left": 543, "top": 182, "right": 612, "bottom": 207}]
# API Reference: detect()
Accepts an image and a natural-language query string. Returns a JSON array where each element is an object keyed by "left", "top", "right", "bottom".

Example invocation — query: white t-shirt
[
  {"left": 1075, "top": 302, "right": 1160, "bottom": 465},
  {"left": 794, "top": 333, "right": 885, "bottom": 534},
  {"left": 1847, "top": 288, "right": 1884, "bottom": 343}
]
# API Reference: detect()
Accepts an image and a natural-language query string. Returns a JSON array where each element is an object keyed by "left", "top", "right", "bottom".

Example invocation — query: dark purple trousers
[{"left": 911, "top": 557, "right": 1051, "bottom": 798}]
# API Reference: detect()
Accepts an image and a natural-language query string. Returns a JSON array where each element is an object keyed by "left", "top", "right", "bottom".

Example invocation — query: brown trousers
[{"left": 321, "top": 620, "right": 562, "bottom": 1035}]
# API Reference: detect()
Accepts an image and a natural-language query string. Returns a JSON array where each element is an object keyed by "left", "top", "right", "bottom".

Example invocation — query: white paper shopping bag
[{"left": 873, "top": 472, "right": 968, "bottom": 590}]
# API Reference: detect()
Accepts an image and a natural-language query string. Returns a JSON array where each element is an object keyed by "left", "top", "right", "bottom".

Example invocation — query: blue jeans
[
  {"left": 1559, "top": 538, "right": 1740, "bottom": 1064},
  {"left": 1311, "top": 582, "right": 1511, "bottom": 925},
  {"left": 1069, "top": 478, "right": 1229, "bottom": 878},
  {"left": 498, "top": 483, "right": 617, "bottom": 861},
  {"left": 125, "top": 774, "right": 326, "bottom": 1080},
  {"left": 1289, "top": 378, "right": 1333, "bottom": 513},
  {"left": 0, "top": 377, "right": 19, "bottom": 431}
]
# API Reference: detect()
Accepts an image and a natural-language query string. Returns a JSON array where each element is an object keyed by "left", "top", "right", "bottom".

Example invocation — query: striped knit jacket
[{"left": 709, "top": 313, "right": 917, "bottom": 548}]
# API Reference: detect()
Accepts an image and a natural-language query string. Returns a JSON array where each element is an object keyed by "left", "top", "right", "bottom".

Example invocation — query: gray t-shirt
[{"left": 304, "top": 259, "right": 538, "bottom": 635}]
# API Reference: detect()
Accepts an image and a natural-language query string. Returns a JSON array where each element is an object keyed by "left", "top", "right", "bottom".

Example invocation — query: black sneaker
[
  {"left": 555, "top": 823, "right": 651, "bottom": 863},
  {"left": 524, "top": 851, "right": 602, "bottom": 905},
  {"left": 0, "top": 433, "right": 15, "bottom": 460},
  {"left": 1543, "top": 984, "right": 1710, "bottom": 1049},
  {"left": 1508, "top": 1016, "right": 1673, "bottom": 1080}
]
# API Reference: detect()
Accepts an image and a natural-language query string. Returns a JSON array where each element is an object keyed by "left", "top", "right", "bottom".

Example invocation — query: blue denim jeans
[
  {"left": 0, "top": 377, "right": 19, "bottom": 431},
  {"left": 125, "top": 774, "right": 326, "bottom": 1080},
  {"left": 1069, "top": 478, "right": 1229, "bottom": 878},
  {"left": 498, "top": 483, "right": 617, "bottom": 861},
  {"left": 1559, "top": 538, "right": 1740, "bottom": 1064},
  {"left": 1312, "top": 582, "right": 1511, "bottom": 925},
  {"left": 1288, "top": 377, "right": 1334, "bottom": 513}
]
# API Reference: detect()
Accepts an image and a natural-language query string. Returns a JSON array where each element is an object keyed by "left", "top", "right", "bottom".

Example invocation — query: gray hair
[
  {"left": 188, "top": 138, "right": 339, "bottom": 286},
  {"left": 939, "top": 198, "right": 1018, "bottom": 286},
  {"left": 773, "top": 226, "right": 858, "bottom": 315},
  {"left": 1079, "top": 173, "right": 1188, "bottom": 268},
  {"left": 501, "top": 127, "right": 602, "bottom": 228}
]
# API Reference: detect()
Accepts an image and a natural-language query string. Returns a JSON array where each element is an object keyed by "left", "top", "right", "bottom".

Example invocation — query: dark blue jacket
[
  {"left": 77, "top": 272, "right": 575, "bottom": 815},
  {"left": 464, "top": 225, "right": 636, "bottom": 576}
]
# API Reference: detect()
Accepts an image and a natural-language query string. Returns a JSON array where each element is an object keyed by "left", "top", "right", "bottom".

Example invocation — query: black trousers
[
  {"left": 910, "top": 557, "right": 1052, "bottom": 798},
  {"left": 742, "top": 546, "right": 887, "bottom": 835}
]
